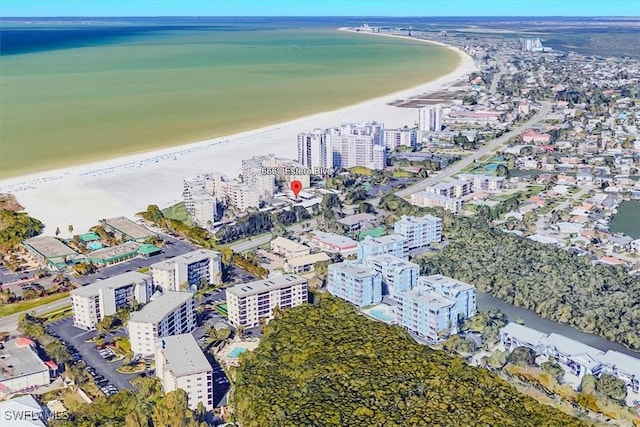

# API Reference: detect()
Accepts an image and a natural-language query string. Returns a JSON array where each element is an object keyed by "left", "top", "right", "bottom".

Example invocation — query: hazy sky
[{"left": 2, "top": 0, "right": 639, "bottom": 17}]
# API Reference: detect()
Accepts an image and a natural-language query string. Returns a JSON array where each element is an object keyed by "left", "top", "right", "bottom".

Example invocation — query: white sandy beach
[{"left": 0, "top": 30, "right": 478, "bottom": 235}]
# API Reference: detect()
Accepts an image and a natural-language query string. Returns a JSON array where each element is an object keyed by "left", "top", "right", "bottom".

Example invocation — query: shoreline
[{"left": 0, "top": 29, "right": 478, "bottom": 233}]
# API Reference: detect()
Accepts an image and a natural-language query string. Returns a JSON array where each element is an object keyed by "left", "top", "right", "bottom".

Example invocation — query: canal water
[{"left": 476, "top": 292, "right": 640, "bottom": 358}]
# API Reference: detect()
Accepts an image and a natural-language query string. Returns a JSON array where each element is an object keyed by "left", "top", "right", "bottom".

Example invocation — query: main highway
[{"left": 395, "top": 101, "right": 551, "bottom": 199}]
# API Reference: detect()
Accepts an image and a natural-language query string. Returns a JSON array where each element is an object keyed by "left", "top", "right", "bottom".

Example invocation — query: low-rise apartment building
[
  {"left": 499, "top": 323, "right": 640, "bottom": 391},
  {"left": 311, "top": 231, "right": 358, "bottom": 255},
  {"left": 226, "top": 275, "right": 308, "bottom": 328},
  {"left": 155, "top": 334, "right": 214, "bottom": 411},
  {"left": 425, "top": 180, "right": 473, "bottom": 198},
  {"left": 327, "top": 261, "right": 382, "bottom": 307},
  {"left": 128, "top": 291, "right": 196, "bottom": 355},
  {"left": 150, "top": 249, "right": 221, "bottom": 292},
  {"left": 283, "top": 252, "right": 330, "bottom": 274},
  {"left": 71, "top": 272, "right": 153, "bottom": 330},
  {"left": 410, "top": 192, "right": 463, "bottom": 213},
  {"left": 270, "top": 237, "right": 310, "bottom": 258},
  {"left": 393, "top": 215, "right": 442, "bottom": 250}
]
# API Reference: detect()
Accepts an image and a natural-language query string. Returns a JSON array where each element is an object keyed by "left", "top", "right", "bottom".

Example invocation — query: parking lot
[{"left": 46, "top": 318, "right": 136, "bottom": 392}]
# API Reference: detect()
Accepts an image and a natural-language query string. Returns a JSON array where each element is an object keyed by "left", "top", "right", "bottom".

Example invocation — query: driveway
[{"left": 47, "top": 318, "right": 136, "bottom": 391}]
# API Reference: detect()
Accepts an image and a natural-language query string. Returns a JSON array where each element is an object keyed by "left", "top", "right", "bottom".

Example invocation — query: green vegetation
[
  {"left": 234, "top": 295, "right": 585, "bottom": 427},
  {"left": 0, "top": 292, "right": 69, "bottom": 317},
  {"left": 139, "top": 205, "right": 213, "bottom": 247},
  {"left": 161, "top": 202, "right": 192, "bottom": 226},
  {"left": 215, "top": 206, "right": 311, "bottom": 244},
  {"left": 0, "top": 209, "right": 43, "bottom": 252},
  {"left": 380, "top": 194, "right": 640, "bottom": 350},
  {"left": 51, "top": 377, "right": 208, "bottom": 427}
]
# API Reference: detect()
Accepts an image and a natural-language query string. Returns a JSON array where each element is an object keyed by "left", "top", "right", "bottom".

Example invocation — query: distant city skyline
[{"left": 2, "top": 0, "right": 639, "bottom": 18}]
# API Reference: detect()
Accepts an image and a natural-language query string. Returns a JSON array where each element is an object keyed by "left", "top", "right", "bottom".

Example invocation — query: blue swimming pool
[
  {"left": 88, "top": 242, "right": 103, "bottom": 250},
  {"left": 370, "top": 309, "right": 393, "bottom": 322},
  {"left": 228, "top": 347, "right": 248, "bottom": 358}
]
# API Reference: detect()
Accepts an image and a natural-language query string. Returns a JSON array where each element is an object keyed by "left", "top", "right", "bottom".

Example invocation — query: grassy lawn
[
  {"left": 41, "top": 306, "right": 73, "bottom": 323},
  {"left": 162, "top": 202, "right": 192, "bottom": 226},
  {"left": 0, "top": 292, "right": 70, "bottom": 317},
  {"left": 538, "top": 199, "right": 563, "bottom": 215}
]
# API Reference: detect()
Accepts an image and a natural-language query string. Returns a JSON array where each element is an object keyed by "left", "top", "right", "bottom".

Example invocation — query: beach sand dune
[{"left": 0, "top": 33, "right": 477, "bottom": 234}]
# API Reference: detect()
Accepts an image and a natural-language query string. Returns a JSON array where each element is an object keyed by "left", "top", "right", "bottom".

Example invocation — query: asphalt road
[
  {"left": 228, "top": 220, "right": 316, "bottom": 253},
  {"left": 395, "top": 101, "right": 551, "bottom": 199}
]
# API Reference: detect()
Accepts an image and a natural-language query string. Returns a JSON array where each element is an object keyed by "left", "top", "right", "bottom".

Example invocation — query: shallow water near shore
[{"left": 0, "top": 19, "right": 459, "bottom": 178}]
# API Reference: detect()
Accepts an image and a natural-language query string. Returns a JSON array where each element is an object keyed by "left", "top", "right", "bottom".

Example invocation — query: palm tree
[
  {"left": 68, "top": 225, "right": 74, "bottom": 234},
  {"left": 46, "top": 340, "right": 72, "bottom": 366}
]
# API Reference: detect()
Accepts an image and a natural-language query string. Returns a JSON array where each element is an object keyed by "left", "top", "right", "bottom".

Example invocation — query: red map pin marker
[{"left": 290, "top": 180, "right": 303, "bottom": 198}]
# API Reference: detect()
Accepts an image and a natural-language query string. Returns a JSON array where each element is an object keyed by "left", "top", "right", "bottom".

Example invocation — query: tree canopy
[{"left": 234, "top": 295, "right": 585, "bottom": 427}]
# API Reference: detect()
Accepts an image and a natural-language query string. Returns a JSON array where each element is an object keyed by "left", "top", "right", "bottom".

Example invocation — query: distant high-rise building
[
  {"left": 297, "top": 130, "right": 332, "bottom": 170},
  {"left": 520, "top": 37, "right": 544, "bottom": 52},
  {"left": 383, "top": 128, "right": 417, "bottom": 150},
  {"left": 298, "top": 122, "right": 386, "bottom": 170},
  {"left": 418, "top": 106, "right": 442, "bottom": 132}
]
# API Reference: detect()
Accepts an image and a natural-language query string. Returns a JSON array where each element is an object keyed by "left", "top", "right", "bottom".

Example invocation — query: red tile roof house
[{"left": 521, "top": 130, "right": 552, "bottom": 144}]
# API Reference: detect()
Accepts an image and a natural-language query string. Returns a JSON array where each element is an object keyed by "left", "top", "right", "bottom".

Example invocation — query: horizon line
[{"left": 1, "top": 15, "right": 639, "bottom": 19}]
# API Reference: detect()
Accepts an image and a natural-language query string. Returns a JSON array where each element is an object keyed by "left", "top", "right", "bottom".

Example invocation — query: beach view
[
  {"left": 0, "top": 18, "right": 458, "bottom": 177},
  {"left": 0, "top": 2, "right": 639, "bottom": 426}
]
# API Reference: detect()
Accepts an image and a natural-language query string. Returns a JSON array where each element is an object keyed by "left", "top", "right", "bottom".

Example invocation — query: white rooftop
[
  {"left": 541, "top": 333, "right": 604, "bottom": 360},
  {"left": 150, "top": 249, "right": 220, "bottom": 270},
  {"left": 420, "top": 274, "right": 475, "bottom": 293},
  {"left": 597, "top": 350, "right": 640, "bottom": 375},
  {"left": 329, "top": 261, "right": 378, "bottom": 279},
  {"left": 0, "top": 395, "right": 45, "bottom": 426},
  {"left": 71, "top": 271, "right": 151, "bottom": 298},
  {"left": 311, "top": 231, "right": 358, "bottom": 249},
  {"left": 337, "top": 213, "right": 377, "bottom": 226},
  {"left": 158, "top": 334, "right": 212, "bottom": 377},
  {"left": 396, "top": 214, "right": 442, "bottom": 225},
  {"left": 285, "top": 252, "right": 330, "bottom": 268},
  {"left": 401, "top": 288, "right": 454, "bottom": 309},
  {"left": 360, "top": 234, "right": 407, "bottom": 247},
  {"left": 226, "top": 274, "right": 307, "bottom": 298},
  {"left": 271, "top": 236, "right": 309, "bottom": 253},
  {"left": 500, "top": 322, "right": 548, "bottom": 346},
  {"left": 129, "top": 291, "right": 193, "bottom": 324}
]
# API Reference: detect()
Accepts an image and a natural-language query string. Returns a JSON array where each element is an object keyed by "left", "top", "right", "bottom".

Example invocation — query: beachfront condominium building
[
  {"left": 226, "top": 275, "right": 308, "bottom": 328},
  {"left": 205, "top": 173, "right": 260, "bottom": 211},
  {"left": 298, "top": 129, "right": 333, "bottom": 170},
  {"left": 364, "top": 254, "right": 419, "bottom": 297},
  {"left": 155, "top": 334, "right": 214, "bottom": 411},
  {"left": 394, "top": 215, "right": 442, "bottom": 251},
  {"left": 128, "top": 291, "right": 195, "bottom": 356},
  {"left": 395, "top": 274, "right": 476, "bottom": 342},
  {"left": 241, "top": 156, "right": 276, "bottom": 198},
  {"left": 71, "top": 272, "right": 153, "bottom": 330},
  {"left": 150, "top": 249, "right": 221, "bottom": 293},
  {"left": 410, "top": 192, "right": 463, "bottom": 213},
  {"left": 183, "top": 176, "right": 220, "bottom": 227},
  {"left": 299, "top": 122, "right": 386, "bottom": 170},
  {"left": 357, "top": 235, "right": 407, "bottom": 260},
  {"left": 382, "top": 128, "right": 416, "bottom": 151},
  {"left": 417, "top": 275, "right": 476, "bottom": 319},
  {"left": 252, "top": 154, "right": 311, "bottom": 189},
  {"left": 327, "top": 261, "right": 382, "bottom": 307},
  {"left": 418, "top": 105, "right": 443, "bottom": 132}
]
